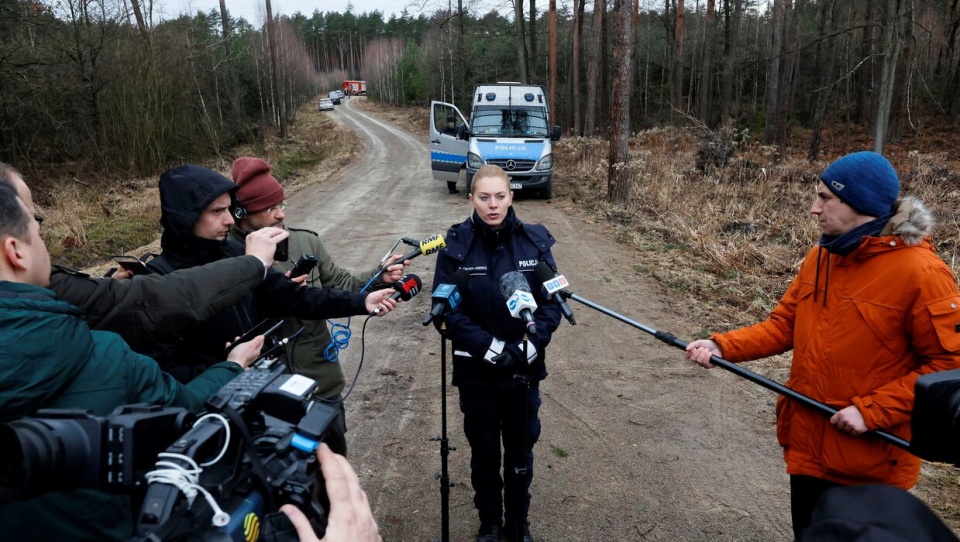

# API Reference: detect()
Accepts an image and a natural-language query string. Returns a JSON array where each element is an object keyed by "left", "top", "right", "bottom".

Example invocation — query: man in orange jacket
[{"left": 685, "top": 151, "right": 960, "bottom": 539}]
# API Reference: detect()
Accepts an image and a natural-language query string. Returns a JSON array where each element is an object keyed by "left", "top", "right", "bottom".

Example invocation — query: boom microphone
[
  {"left": 373, "top": 274, "right": 422, "bottom": 314},
  {"left": 386, "top": 234, "right": 446, "bottom": 270},
  {"left": 533, "top": 261, "right": 576, "bottom": 325},
  {"left": 423, "top": 270, "right": 470, "bottom": 326},
  {"left": 499, "top": 271, "right": 538, "bottom": 335}
]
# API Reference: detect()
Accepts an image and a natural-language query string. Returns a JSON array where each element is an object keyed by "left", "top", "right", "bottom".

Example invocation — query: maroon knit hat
[{"left": 230, "top": 157, "right": 285, "bottom": 213}]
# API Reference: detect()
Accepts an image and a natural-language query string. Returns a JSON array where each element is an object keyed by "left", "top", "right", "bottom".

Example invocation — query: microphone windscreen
[
  {"left": 533, "top": 261, "right": 556, "bottom": 286},
  {"left": 498, "top": 271, "right": 531, "bottom": 300},
  {"left": 419, "top": 234, "right": 446, "bottom": 255},
  {"left": 395, "top": 274, "right": 423, "bottom": 300}
]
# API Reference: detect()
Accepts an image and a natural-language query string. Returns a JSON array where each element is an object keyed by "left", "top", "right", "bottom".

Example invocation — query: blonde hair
[{"left": 470, "top": 164, "right": 510, "bottom": 194}]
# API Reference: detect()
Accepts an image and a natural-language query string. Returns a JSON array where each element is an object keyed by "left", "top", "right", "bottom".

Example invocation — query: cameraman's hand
[
  {"left": 280, "top": 444, "right": 381, "bottom": 542},
  {"left": 245, "top": 227, "right": 289, "bottom": 267},
  {"left": 365, "top": 289, "right": 398, "bottom": 316},
  {"left": 225, "top": 335, "right": 264, "bottom": 369}
]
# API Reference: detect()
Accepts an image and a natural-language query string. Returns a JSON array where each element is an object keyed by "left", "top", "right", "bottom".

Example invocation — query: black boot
[
  {"left": 447, "top": 181, "right": 460, "bottom": 194},
  {"left": 503, "top": 520, "right": 534, "bottom": 542},
  {"left": 476, "top": 521, "right": 502, "bottom": 542}
]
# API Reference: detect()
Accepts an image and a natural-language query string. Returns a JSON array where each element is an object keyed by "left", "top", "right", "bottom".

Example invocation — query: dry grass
[{"left": 31, "top": 98, "right": 360, "bottom": 271}]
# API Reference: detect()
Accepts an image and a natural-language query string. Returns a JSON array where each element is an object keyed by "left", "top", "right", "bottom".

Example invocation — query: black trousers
[
  {"left": 458, "top": 384, "right": 542, "bottom": 527},
  {"left": 790, "top": 474, "right": 843, "bottom": 540}
]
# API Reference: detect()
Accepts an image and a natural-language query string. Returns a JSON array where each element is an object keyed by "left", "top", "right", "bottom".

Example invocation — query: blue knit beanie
[{"left": 820, "top": 151, "right": 900, "bottom": 217}]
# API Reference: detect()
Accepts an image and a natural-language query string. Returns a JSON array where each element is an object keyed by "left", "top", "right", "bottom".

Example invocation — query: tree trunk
[
  {"left": 773, "top": 0, "right": 805, "bottom": 149},
  {"left": 720, "top": 0, "right": 743, "bottom": 122},
  {"left": 808, "top": 0, "right": 841, "bottom": 161},
  {"left": 674, "top": 0, "right": 685, "bottom": 113},
  {"left": 763, "top": 0, "right": 785, "bottom": 145},
  {"left": 458, "top": 0, "right": 465, "bottom": 105},
  {"left": 697, "top": 0, "right": 715, "bottom": 124},
  {"left": 218, "top": 0, "right": 230, "bottom": 59},
  {"left": 549, "top": 0, "right": 557, "bottom": 125},
  {"left": 265, "top": 0, "right": 286, "bottom": 137},
  {"left": 573, "top": 0, "right": 585, "bottom": 134},
  {"left": 585, "top": 0, "right": 604, "bottom": 134},
  {"left": 530, "top": 0, "right": 537, "bottom": 80},
  {"left": 857, "top": 2, "right": 875, "bottom": 125},
  {"left": 129, "top": 0, "right": 148, "bottom": 37},
  {"left": 873, "top": 0, "right": 904, "bottom": 153},
  {"left": 608, "top": 0, "right": 634, "bottom": 205},
  {"left": 515, "top": 0, "right": 529, "bottom": 83}
]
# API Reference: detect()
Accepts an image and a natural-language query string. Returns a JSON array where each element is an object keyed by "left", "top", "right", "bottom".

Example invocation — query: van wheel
[
  {"left": 542, "top": 181, "right": 553, "bottom": 199},
  {"left": 462, "top": 169, "right": 470, "bottom": 197}
]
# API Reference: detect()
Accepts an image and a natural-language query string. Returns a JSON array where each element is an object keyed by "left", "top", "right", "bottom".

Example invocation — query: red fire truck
[{"left": 342, "top": 80, "right": 367, "bottom": 96}]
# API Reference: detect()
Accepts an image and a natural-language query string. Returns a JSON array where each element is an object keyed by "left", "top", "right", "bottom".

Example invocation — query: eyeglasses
[{"left": 262, "top": 201, "right": 287, "bottom": 214}]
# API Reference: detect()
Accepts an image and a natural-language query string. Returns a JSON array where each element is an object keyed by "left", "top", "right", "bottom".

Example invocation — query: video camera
[{"left": 0, "top": 358, "right": 336, "bottom": 541}]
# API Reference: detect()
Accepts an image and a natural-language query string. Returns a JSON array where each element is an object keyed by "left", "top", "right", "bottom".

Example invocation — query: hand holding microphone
[
  {"left": 499, "top": 271, "right": 538, "bottom": 335},
  {"left": 372, "top": 273, "right": 422, "bottom": 315}
]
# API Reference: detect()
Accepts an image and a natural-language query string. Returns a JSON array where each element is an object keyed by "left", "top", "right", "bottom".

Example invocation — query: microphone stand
[
  {"left": 511, "top": 334, "right": 531, "bottom": 542},
  {"left": 433, "top": 322, "right": 454, "bottom": 542},
  {"left": 558, "top": 290, "right": 912, "bottom": 452}
]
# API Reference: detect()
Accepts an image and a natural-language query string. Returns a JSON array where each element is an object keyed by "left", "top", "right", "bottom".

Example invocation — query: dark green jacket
[
  {"left": 48, "top": 255, "right": 265, "bottom": 352},
  {"left": 229, "top": 226, "right": 382, "bottom": 398},
  {"left": 0, "top": 281, "right": 243, "bottom": 541}
]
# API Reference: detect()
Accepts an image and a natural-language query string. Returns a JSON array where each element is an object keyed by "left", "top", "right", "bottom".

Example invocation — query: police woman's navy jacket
[{"left": 434, "top": 207, "right": 562, "bottom": 388}]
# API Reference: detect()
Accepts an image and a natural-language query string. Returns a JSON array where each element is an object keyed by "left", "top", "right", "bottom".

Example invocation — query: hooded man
[
  {"left": 144, "top": 164, "right": 397, "bottom": 382},
  {"left": 685, "top": 151, "right": 960, "bottom": 539}
]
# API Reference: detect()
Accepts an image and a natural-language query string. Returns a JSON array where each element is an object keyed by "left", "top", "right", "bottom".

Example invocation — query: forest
[{"left": 1, "top": 0, "right": 957, "bottom": 180}]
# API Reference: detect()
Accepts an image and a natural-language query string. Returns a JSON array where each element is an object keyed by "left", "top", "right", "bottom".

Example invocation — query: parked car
[
  {"left": 328, "top": 91, "right": 341, "bottom": 105},
  {"left": 319, "top": 98, "right": 334, "bottom": 111}
]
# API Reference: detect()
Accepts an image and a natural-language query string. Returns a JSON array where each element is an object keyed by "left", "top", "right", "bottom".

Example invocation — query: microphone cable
[
  {"left": 319, "top": 313, "right": 375, "bottom": 406},
  {"left": 323, "top": 273, "right": 380, "bottom": 363}
]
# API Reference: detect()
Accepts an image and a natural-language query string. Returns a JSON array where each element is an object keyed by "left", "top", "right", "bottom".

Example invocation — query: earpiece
[{"left": 230, "top": 197, "right": 246, "bottom": 220}]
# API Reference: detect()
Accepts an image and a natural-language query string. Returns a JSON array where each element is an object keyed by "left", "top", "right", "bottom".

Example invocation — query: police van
[{"left": 430, "top": 83, "right": 561, "bottom": 198}]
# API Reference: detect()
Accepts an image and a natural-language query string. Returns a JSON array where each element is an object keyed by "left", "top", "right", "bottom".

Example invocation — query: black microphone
[
  {"left": 533, "top": 261, "right": 576, "bottom": 325},
  {"left": 373, "top": 274, "right": 422, "bottom": 314},
  {"left": 423, "top": 270, "right": 469, "bottom": 326},
  {"left": 498, "top": 271, "right": 537, "bottom": 335}
]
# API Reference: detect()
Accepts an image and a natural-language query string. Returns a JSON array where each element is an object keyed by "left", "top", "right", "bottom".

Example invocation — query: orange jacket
[{"left": 713, "top": 199, "right": 960, "bottom": 489}]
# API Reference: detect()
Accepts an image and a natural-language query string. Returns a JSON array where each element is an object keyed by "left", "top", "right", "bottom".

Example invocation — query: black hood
[{"left": 158, "top": 164, "right": 237, "bottom": 250}]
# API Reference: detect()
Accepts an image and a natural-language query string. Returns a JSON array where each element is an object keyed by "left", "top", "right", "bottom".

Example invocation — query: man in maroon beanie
[{"left": 229, "top": 156, "right": 409, "bottom": 455}]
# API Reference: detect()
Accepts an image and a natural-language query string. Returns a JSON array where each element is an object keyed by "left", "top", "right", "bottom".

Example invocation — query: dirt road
[{"left": 289, "top": 98, "right": 793, "bottom": 541}]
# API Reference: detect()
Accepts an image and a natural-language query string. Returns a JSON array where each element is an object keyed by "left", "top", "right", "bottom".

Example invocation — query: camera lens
[{"left": 0, "top": 418, "right": 98, "bottom": 503}]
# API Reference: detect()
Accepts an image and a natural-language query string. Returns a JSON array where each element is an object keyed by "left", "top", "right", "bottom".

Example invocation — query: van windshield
[{"left": 470, "top": 106, "right": 549, "bottom": 138}]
